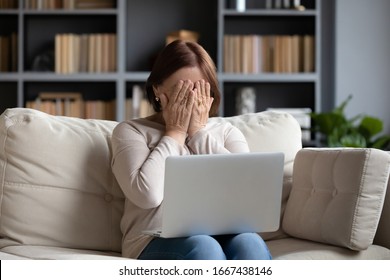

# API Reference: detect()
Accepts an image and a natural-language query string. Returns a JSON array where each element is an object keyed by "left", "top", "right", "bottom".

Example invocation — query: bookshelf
[
  {"left": 218, "top": 0, "right": 321, "bottom": 117},
  {"left": 1, "top": 0, "right": 324, "bottom": 125}
]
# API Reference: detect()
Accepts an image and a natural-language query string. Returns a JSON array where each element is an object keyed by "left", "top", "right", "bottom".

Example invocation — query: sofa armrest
[
  {"left": 374, "top": 162, "right": 390, "bottom": 249},
  {"left": 283, "top": 148, "right": 390, "bottom": 251}
]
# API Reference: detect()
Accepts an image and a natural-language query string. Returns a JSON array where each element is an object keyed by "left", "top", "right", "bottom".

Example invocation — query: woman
[{"left": 111, "top": 40, "right": 271, "bottom": 260}]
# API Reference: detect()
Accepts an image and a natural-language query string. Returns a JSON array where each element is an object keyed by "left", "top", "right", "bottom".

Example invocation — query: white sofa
[{"left": 0, "top": 108, "right": 389, "bottom": 260}]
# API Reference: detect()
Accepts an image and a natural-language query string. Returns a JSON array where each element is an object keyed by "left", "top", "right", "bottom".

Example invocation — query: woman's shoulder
[{"left": 113, "top": 117, "right": 163, "bottom": 139}]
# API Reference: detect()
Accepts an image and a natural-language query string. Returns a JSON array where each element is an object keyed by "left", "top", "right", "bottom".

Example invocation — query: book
[
  {"left": 75, "top": 0, "right": 115, "bottom": 9},
  {"left": 79, "top": 34, "right": 89, "bottom": 72},
  {"left": 291, "top": 35, "right": 300, "bottom": 72},
  {"left": 109, "top": 33, "right": 116, "bottom": 72},
  {"left": 26, "top": 92, "right": 84, "bottom": 118},
  {"left": 84, "top": 99, "right": 115, "bottom": 120},
  {"left": 11, "top": 32, "right": 17, "bottom": 72},
  {"left": 54, "top": 33, "right": 117, "bottom": 74},
  {"left": 0, "top": 0, "right": 18, "bottom": 8},
  {"left": 223, "top": 34, "right": 315, "bottom": 74},
  {"left": 303, "top": 35, "right": 315, "bottom": 72},
  {"left": 223, "top": 35, "right": 233, "bottom": 73},
  {"left": 25, "top": 0, "right": 115, "bottom": 10},
  {"left": 55, "top": 34, "right": 61, "bottom": 73}
]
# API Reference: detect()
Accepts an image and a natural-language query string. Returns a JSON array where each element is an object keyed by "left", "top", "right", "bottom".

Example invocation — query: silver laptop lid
[{"left": 160, "top": 152, "right": 284, "bottom": 238}]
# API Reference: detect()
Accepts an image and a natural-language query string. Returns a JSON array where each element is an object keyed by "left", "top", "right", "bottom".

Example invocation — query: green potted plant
[{"left": 310, "top": 95, "right": 390, "bottom": 150}]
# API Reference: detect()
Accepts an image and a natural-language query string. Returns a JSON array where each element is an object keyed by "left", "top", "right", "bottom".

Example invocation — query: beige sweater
[{"left": 111, "top": 117, "right": 249, "bottom": 258}]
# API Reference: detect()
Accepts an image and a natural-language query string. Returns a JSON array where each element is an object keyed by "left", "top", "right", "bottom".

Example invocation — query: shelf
[
  {"left": 0, "top": 72, "right": 151, "bottom": 82},
  {"left": 124, "top": 72, "right": 150, "bottom": 81},
  {"left": 0, "top": 73, "right": 19, "bottom": 81},
  {"left": 222, "top": 9, "right": 317, "bottom": 17},
  {"left": 0, "top": 9, "right": 19, "bottom": 14},
  {"left": 1, "top": 72, "right": 317, "bottom": 83},
  {"left": 220, "top": 73, "right": 318, "bottom": 83},
  {"left": 20, "top": 72, "right": 119, "bottom": 81}
]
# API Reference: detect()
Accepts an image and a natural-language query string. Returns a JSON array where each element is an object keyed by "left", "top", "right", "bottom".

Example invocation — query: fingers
[
  {"left": 187, "top": 88, "right": 196, "bottom": 108},
  {"left": 163, "top": 79, "right": 210, "bottom": 111},
  {"left": 172, "top": 80, "right": 193, "bottom": 105},
  {"left": 194, "top": 80, "right": 211, "bottom": 107},
  {"left": 208, "top": 97, "right": 214, "bottom": 110}
]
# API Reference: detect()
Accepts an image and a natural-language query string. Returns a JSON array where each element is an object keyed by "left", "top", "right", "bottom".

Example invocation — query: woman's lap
[{"left": 138, "top": 233, "right": 271, "bottom": 260}]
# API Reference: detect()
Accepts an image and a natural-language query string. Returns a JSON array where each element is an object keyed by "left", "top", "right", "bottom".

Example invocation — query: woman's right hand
[{"left": 160, "top": 80, "right": 195, "bottom": 145}]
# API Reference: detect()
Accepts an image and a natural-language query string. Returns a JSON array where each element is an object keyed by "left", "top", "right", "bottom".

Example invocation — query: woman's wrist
[
  {"left": 187, "top": 126, "right": 204, "bottom": 138},
  {"left": 165, "top": 129, "right": 187, "bottom": 146}
]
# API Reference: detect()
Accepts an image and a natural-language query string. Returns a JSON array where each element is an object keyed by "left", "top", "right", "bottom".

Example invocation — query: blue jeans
[{"left": 138, "top": 233, "right": 272, "bottom": 260}]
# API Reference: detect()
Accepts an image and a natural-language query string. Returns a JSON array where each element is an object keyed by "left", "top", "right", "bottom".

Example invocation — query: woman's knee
[
  {"left": 224, "top": 233, "right": 272, "bottom": 260},
  {"left": 183, "top": 235, "right": 226, "bottom": 260}
]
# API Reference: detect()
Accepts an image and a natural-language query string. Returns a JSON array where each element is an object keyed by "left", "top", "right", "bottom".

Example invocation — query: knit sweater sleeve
[
  {"left": 111, "top": 121, "right": 188, "bottom": 209},
  {"left": 186, "top": 122, "right": 249, "bottom": 154}
]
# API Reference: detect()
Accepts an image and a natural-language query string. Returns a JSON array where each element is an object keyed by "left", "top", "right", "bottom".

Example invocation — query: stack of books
[
  {"left": 224, "top": 34, "right": 315, "bottom": 73},
  {"left": 55, "top": 33, "right": 117, "bottom": 74},
  {"left": 26, "top": 92, "right": 116, "bottom": 120},
  {"left": 26, "top": 92, "right": 84, "bottom": 118},
  {"left": 25, "top": 0, "right": 115, "bottom": 9},
  {"left": 84, "top": 99, "right": 115, "bottom": 120},
  {"left": 0, "top": 0, "right": 18, "bottom": 8}
]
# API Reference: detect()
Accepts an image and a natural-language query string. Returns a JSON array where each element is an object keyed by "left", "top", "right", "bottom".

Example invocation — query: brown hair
[{"left": 146, "top": 40, "right": 220, "bottom": 117}]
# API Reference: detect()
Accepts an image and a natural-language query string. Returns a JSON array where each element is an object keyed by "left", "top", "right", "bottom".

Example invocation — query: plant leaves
[
  {"left": 333, "top": 94, "right": 352, "bottom": 114},
  {"left": 310, "top": 95, "right": 390, "bottom": 150},
  {"left": 339, "top": 134, "right": 367, "bottom": 147},
  {"left": 311, "top": 112, "right": 347, "bottom": 135},
  {"left": 358, "top": 116, "right": 383, "bottom": 140},
  {"left": 371, "top": 135, "right": 390, "bottom": 150}
]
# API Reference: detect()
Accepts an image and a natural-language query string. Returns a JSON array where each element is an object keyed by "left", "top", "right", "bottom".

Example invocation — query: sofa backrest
[{"left": 0, "top": 108, "right": 302, "bottom": 252}]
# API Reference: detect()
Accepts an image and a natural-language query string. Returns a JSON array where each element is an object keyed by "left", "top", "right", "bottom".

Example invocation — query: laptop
[{"left": 144, "top": 152, "right": 284, "bottom": 238}]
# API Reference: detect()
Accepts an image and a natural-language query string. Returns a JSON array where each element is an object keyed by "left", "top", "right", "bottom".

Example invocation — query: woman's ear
[{"left": 153, "top": 85, "right": 160, "bottom": 97}]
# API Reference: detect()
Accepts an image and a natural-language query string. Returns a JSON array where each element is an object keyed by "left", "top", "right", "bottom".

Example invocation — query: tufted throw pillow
[
  {"left": 283, "top": 148, "right": 390, "bottom": 251},
  {"left": 0, "top": 108, "right": 124, "bottom": 252}
]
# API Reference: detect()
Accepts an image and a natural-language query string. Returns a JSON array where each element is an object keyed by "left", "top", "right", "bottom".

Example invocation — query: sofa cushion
[
  {"left": 0, "top": 108, "right": 124, "bottom": 252},
  {"left": 267, "top": 238, "right": 390, "bottom": 260},
  {"left": 210, "top": 111, "right": 302, "bottom": 240},
  {"left": 283, "top": 148, "right": 390, "bottom": 250},
  {"left": 0, "top": 245, "right": 125, "bottom": 260}
]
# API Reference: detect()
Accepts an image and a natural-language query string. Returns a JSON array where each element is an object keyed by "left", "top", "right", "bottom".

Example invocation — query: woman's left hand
[{"left": 188, "top": 80, "right": 214, "bottom": 138}]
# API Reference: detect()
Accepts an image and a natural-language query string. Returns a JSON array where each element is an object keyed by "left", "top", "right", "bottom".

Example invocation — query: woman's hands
[
  {"left": 160, "top": 80, "right": 195, "bottom": 145},
  {"left": 159, "top": 79, "right": 213, "bottom": 144},
  {"left": 188, "top": 80, "right": 214, "bottom": 138}
]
